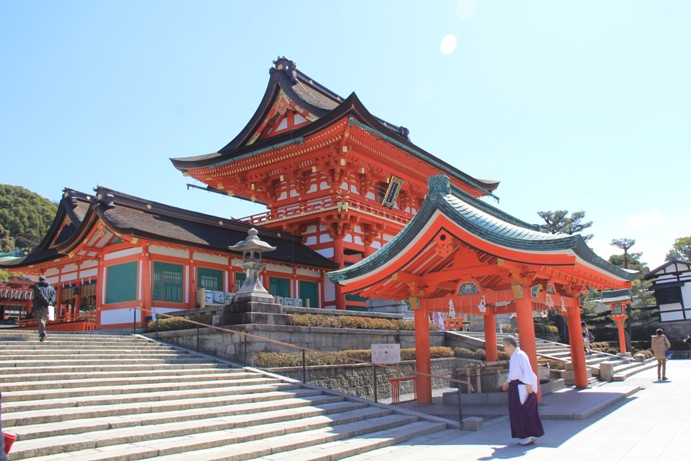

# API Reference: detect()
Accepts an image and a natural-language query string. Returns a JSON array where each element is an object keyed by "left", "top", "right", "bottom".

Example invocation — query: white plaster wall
[
  {"left": 61, "top": 272, "right": 77, "bottom": 282},
  {"left": 79, "top": 268, "right": 98, "bottom": 278},
  {"left": 682, "top": 283, "right": 691, "bottom": 305},
  {"left": 266, "top": 264, "right": 292, "bottom": 274},
  {"left": 320, "top": 234, "right": 333, "bottom": 243},
  {"left": 193, "top": 252, "right": 228, "bottom": 266},
  {"left": 149, "top": 245, "right": 189, "bottom": 259},
  {"left": 101, "top": 308, "right": 140, "bottom": 325},
  {"left": 320, "top": 182, "right": 329, "bottom": 190},
  {"left": 324, "top": 278, "right": 336, "bottom": 302},
  {"left": 62, "top": 264, "right": 79, "bottom": 273},
  {"left": 81, "top": 260, "right": 98, "bottom": 269},
  {"left": 305, "top": 236, "right": 317, "bottom": 245},
  {"left": 306, "top": 225, "right": 317, "bottom": 234},
  {"left": 105, "top": 247, "right": 142, "bottom": 260}
]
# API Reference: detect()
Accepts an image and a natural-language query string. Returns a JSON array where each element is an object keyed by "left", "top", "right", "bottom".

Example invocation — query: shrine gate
[{"left": 328, "top": 175, "right": 636, "bottom": 404}]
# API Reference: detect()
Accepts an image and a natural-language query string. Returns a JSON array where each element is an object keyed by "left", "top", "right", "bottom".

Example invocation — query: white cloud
[
  {"left": 440, "top": 34, "right": 458, "bottom": 55},
  {"left": 626, "top": 210, "right": 663, "bottom": 229}
]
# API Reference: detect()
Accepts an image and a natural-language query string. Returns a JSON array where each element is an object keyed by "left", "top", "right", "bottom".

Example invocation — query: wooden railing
[{"left": 241, "top": 196, "right": 412, "bottom": 226}]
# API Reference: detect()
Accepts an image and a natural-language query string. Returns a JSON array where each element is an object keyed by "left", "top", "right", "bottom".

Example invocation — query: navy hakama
[{"left": 508, "top": 380, "right": 544, "bottom": 440}]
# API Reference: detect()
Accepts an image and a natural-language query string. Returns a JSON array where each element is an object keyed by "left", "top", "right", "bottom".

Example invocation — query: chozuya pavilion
[{"left": 328, "top": 174, "right": 636, "bottom": 403}]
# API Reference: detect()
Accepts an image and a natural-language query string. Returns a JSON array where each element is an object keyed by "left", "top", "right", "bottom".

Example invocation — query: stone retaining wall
[
  {"left": 267, "top": 358, "right": 457, "bottom": 401},
  {"left": 149, "top": 324, "right": 447, "bottom": 366}
]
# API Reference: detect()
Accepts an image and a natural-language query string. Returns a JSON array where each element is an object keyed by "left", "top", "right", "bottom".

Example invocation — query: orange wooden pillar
[
  {"left": 95, "top": 257, "right": 105, "bottom": 328},
  {"left": 565, "top": 304, "right": 588, "bottom": 388},
  {"left": 484, "top": 312, "right": 498, "bottom": 362},
  {"left": 613, "top": 312, "right": 626, "bottom": 354},
  {"left": 515, "top": 293, "right": 540, "bottom": 400},
  {"left": 414, "top": 305, "right": 432, "bottom": 404},
  {"left": 141, "top": 248, "right": 153, "bottom": 327},
  {"left": 333, "top": 236, "right": 346, "bottom": 310}
]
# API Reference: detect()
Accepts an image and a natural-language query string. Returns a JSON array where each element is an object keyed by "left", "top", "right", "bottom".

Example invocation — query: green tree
[
  {"left": 536, "top": 210, "right": 593, "bottom": 241},
  {"left": 0, "top": 185, "right": 57, "bottom": 251},
  {"left": 666, "top": 236, "right": 691, "bottom": 262},
  {"left": 609, "top": 238, "right": 645, "bottom": 271},
  {"left": 0, "top": 223, "right": 14, "bottom": 252}
]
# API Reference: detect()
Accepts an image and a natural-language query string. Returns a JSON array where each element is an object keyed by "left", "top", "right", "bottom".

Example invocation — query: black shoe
[{"left": 39, "top": 333, "right": 46, "bottom": 342}]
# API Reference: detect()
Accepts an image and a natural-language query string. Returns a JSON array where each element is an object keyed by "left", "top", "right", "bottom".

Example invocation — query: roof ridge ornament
[
  {"left": 428, "top": 174, "right": 451, "bottom": 195},
  {"left": 272, "top": 56, "right": 298, "bottom": 83}
]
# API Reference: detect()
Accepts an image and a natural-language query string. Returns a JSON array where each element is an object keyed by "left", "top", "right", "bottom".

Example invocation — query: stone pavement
[{"left": 342, "top": 359, "right": 691, "bottom": 461}]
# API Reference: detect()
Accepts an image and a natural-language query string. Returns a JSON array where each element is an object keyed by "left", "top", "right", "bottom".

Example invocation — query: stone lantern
[{"left": 229, "top": 228, "right": 276, "bottom": 304}]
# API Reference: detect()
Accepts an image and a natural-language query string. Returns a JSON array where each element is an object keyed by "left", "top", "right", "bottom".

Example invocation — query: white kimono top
[{"left": 507, "top": 347, "right": 538, "bottom": 389}]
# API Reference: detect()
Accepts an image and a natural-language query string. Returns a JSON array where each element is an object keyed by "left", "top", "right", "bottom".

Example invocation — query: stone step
[
  {"left": 9, "top": 407, "right": 398, "bottom": 460},
  {"left": 1, "top": 374, "right": 277, "bottom": 395},
  {"left": 159, "top": 420, "right": 449, "bottom": 461},
  {"left": 0, "top": 367, "right": 243, "bottom": 383},
  {"left": 0, "top": 362, "right": 231, "bottom": 376},
  {"left": 0, "top": 346, "right": 185, "bottom": 354},
  {"left": 1, "top": 331, "right": 452, "bottom": 460},
  {"left": 10, "top": 397, "right": 362, "bottom": 441},
  {"left": 4, "top": 388, "right": 325, "bottom": 426},
  {"left": 0, "top": 352, "right": 200, "bottom": 361},
  {"left": 612, "top": 360, "right": 657, "bottom": 380},
  {"left": 0, "top": 356, "right": 213, "bottom": 367},
  {"left": 2, "top": 381, "right": 303, "bottom": 411}
]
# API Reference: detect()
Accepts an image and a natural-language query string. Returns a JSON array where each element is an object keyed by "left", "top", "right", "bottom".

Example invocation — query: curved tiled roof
[
  {"left": 328, "top": 174, "right": 636, "bottom": 285},
  {"left": 170, "top": 57, "right": 500, "bottom": 197},
  {"left": 1, "top": 186, "right": 337, "bottom": 271}
]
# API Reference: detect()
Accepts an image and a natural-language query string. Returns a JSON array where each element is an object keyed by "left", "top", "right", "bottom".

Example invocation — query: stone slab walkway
[{"left": 342, "top": 359, "right": 691, "bottom": 460}]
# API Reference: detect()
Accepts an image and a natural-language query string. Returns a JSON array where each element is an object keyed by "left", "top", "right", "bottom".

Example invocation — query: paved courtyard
[{"left": 344, "top": 359, "right": 691, "bottom": 461}]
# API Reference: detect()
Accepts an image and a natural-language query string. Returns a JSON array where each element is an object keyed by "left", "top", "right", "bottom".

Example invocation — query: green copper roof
[{"left": 328, "top": 175, "right": 637, "bottom": 284}]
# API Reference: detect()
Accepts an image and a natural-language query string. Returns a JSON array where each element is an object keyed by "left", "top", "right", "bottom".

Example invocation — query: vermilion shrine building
[{"left": 1, "top": 58, "right": 635, "bottom": 394}]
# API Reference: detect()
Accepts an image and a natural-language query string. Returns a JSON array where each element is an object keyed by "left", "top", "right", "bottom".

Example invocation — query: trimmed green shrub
[
  {"left": 255, "top": 346, "right": 453, "bottom": 368},
  {"left": 452, "top": 347, "right": 476, "bottom": 359},
  {"left": 290, "top": 313, "right": 425, "bottom": 331},
  {"left": 543, "top": 359, "right": 565, "bottom": 370},
  {"left": 146, "top": 313, "right": 212, "bottom": 332}
]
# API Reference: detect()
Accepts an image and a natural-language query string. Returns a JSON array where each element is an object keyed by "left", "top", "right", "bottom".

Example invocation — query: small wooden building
[{"left": 644, "top": 259, "right": 691, "bottom": 336}]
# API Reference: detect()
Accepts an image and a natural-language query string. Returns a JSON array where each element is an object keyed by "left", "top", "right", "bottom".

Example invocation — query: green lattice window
[
  {"left": 269, "top": 277, "right": 290, "bottom": 298},
  {"left": 153, "top": 262, "right": 183, "bottom": 303},
  {"left": 106, "top": 261, "right": 138, "bottom": 304},
  {"left": 198, "top": 267, "right": 223, "bottom": 291},
  {"left": 299, "top": 280, "right": 319, "bottom": 308}
]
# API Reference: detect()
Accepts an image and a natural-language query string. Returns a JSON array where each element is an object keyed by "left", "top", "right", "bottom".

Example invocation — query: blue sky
[{"left": 1, "top": 0, "right": 689, "bottom": 270}]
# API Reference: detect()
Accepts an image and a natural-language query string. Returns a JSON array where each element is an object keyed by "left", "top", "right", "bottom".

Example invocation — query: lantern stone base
[{"left": 213, "top": 300, "right": 290, "bottom": 327}]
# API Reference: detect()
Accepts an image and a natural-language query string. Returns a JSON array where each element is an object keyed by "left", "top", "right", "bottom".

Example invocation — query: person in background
[
  {"left": 501, "top": 335, "right": 544, "bottom": 446},
  {"left": 651, "top": 328, "right": 671, "bottom": 381},
  {"left": 31, "top": 275, "right": 56, "bottom": 342},
  {"left": 581, "top": 320, "right": 592, "bottom": 356}
]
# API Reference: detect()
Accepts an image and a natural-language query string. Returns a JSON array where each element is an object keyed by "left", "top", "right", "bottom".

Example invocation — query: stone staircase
[
  {"left": 0, "top": 331, "right": 456, "bottom": 460},
  {"left": 455, "top": 331, "right": 656, "bottom": 382}
]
